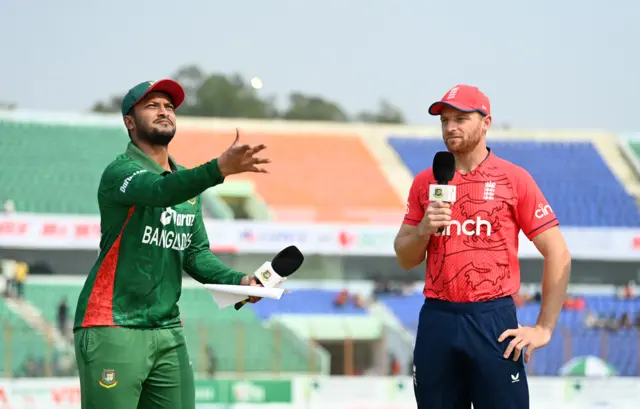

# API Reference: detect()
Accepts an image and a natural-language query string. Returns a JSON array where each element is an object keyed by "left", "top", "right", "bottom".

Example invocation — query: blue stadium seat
[
  {"left": 251, "top": 290, "right": 369, "bottom": 319},
  {"left": 377, "top": 293, "right": 423, "bottom": 332},
  {"left": 387, "top": 138, "right": 640, "bottom": 227},
  {"left": 381, "top": 293, "right": 640, "bottom": 376}
]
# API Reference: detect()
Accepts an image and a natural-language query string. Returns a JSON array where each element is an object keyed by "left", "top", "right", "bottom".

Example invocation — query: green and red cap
[
  {"left": 121, "top": 79, "right": 185, "bottom": 116},
  {"left": 428, "top": 84, "right": 491, "bottom": 116}
]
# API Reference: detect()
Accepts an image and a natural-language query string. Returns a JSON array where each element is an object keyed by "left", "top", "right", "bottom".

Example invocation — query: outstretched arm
[{"left": 100, "top": 160, "right": 224, "bottom": 208}]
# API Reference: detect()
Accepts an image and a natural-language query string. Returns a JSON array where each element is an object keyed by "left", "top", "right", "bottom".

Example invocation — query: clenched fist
[
  {"left": 418, "top": 201, "right": 452, "bottom": 237},
  {"left": 240, "top": 274, "right": 263, "bottom": 303}
]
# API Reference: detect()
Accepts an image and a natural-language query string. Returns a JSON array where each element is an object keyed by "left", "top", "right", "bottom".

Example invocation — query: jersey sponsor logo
[
  {"left": 433, "top": 216, "right": 492, "bottom": 237},
  {"left": 119, "top": 169, "right": 147, "bottom": 193},
  {"left": 535, "top": 204, "right": 553, "bottom": 219},
  {"left": 142, "top": 207, "right": 195, "bottom": 250},
  {"left": 142, "top": 226, "right": 193, "bottom": 250},
  {"left": 160, "top": 207, "right": 195, "bottom": 227}
]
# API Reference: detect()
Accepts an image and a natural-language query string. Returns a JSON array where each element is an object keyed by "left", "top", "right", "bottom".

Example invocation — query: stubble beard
[{"left": 444, "top": 126, "right": 483, "bottom": 155}]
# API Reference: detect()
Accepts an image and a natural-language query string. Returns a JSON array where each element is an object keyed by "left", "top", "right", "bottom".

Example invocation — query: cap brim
[
  {"left": 138, "top": 79, "right": 186, "bottom": 110},
  {"left": 428, "top": 101, "right": 485, "bottom": 116}
]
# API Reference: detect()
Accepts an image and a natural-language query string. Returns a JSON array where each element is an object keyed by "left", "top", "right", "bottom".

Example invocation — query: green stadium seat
[
  {"left": 0, "top": 119, "right": 128, "bottom": 214},
  {"left": 22, "top": 283, "right": 319, "bottom": 374},
  {"left": 0, "top": 298, "right": 51, "bottom": 376}
]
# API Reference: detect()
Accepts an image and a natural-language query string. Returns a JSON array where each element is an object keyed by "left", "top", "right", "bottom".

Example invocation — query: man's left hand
[
  {"left": 498, "top": 325, "right": 552, "bottom": 363},
  {"left": 240, "top": 274, "right": 263, "bottom": 303}
]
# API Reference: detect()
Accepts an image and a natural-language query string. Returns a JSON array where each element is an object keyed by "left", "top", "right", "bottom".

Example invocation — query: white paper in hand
[{"left": 204, "top": 284, "right": 287, "bottom": 309}]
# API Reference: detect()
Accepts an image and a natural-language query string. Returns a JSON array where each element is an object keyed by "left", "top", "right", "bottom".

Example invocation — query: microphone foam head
[
  {"left": 272, "top": 245, "right": 305, "bottom": 277},
  {"left": 433, "top": 151, "right": 456, "bottom": 184}
]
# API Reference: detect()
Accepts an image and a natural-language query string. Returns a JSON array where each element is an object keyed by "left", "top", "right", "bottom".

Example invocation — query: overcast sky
[{"left": 1, "top": 0, "right": 638, "bottom": 133}]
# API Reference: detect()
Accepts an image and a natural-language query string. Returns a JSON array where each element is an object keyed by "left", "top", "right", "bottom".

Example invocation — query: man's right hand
[
  {"left": 217, "top": 129, "right": 271, "bottom": 177},
  {"left": 418, "top": 201, "right": 452, "bottom": 237}
]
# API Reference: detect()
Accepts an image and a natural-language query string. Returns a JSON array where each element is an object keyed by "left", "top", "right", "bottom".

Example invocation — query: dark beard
[{"left": 137, "top": 125, "right": 176, "bottom": 146}]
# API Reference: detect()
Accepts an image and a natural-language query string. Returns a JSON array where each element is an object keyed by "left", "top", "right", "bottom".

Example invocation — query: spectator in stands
[
  {"left": 334, "top": 289, "right": 349, "bottom": 307},
  {"left": 531, "top": 291, "right": 542, "bottom": 303},
  {"left": 14, "top": 261, "right": 28, "bottom": 299},
  {"left": 57, "top": 297, "right": 68, "bottom": 337},
  {"left": 390, "top": 355, "right": 401, "bottom": 376},
  {"left": 373, "top": 279, "right": 390, "bottom": 297},
  {"left": 605, "top": 313, "right": 619, "bottom": 332},
  {"left": 1, "top": 258, "right": 16, "bottom": 298},
  {"left": 584, "top": 310, "right": 599, "bottom": 329},
  {"left": 619, "top": 280, "right": 637, "bottom": 300},
  {"left": 353, "top": 293, "right": 367, "bottom": 309},
  {"left": 206, "top": 346, "right": 217, "bottom": 378},
  {"left": 3, "top": 199, "right": 15, "bottom": 214},
  {"left": 562, "top": 295, "right": 586, "bottom": 311},
  {"left": 619, "top": 313, "right": 633, "bottom": 329}
]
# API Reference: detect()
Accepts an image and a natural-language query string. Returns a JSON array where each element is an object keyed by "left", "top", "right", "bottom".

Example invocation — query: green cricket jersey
[{"left": 74, "top": 142, "right": 245, "bottom": 331}]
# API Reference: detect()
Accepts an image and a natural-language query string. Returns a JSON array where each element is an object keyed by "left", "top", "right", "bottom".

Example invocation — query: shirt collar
[
  {"left": 453, "top": 147, "right": 493, "bottom": 178},
  {"left": 481, "top": 147, "right": 493, "bottom": 166},
  {"left": 125, "top": 142, "right": 178, "bottom": 174}
]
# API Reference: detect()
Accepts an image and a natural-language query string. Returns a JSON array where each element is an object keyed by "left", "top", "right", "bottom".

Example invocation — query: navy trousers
[{"left": 413, "top": 296, "right": 529, "bottom": 409}]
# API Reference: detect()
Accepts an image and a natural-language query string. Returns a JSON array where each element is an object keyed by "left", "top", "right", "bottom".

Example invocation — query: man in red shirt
[{"left": 394, "top": 85, "right": 572, "bottom": 409}]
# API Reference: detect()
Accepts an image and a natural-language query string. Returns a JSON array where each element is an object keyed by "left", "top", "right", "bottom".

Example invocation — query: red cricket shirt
[{"left": 403, "top": 149, "right": 559, "bottom": 302}]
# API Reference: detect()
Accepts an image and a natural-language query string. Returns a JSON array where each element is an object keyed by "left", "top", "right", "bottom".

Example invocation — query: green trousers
[{"left": 74, "top": 326, "right": 195, "bottom": 409}]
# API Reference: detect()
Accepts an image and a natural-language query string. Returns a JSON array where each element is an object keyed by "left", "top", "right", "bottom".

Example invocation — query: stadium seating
[
  {"left": 178, "top": 287, "right": 319, "bottom": 373},
  {"left": 387, "top": 138, "right": 640, "bottom": 227},
  {"left": 251, "top": 289, "right": 369, "bottom": 319},
  {"left": 376, "top": 293, "right": 422, "bottom": 332},
  {"left": 530, "top": 329, "right": 639, "bottom": 377},
  {"left": 379, "top": 292, "right": 640, "bottom": 376},
  {"left": 0, "top": 298, "right": 50, "bottom": 376},
  {"left": 22, "top": 283, "right": 320, "bottom": 374},
  {"left": 3, "top": 117, "right": 638, "bottom": 228},
  {"left": 170, "top": 129, "right": 404, "bottom": 223},
  {"left": 23, "top": 283, "right": 81, "bottom": 325},
  {"left": 0, "top": 119, "right": 128, "bottom": 214}
]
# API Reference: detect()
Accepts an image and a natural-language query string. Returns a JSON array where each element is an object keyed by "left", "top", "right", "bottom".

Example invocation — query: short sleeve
[
  {"left": 403, "top": 176, "right": 425, "bottom": 226},
  {"left": 514, "top": 168, "right": 559, "bottom": 240}
]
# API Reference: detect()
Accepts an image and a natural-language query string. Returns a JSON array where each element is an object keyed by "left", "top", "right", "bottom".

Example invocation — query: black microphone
[
  {"left": 433, "top": 151, "right": 456, "bottom": 185},
  {"left": 234, "top": 245, "right": 305, "bottom": 310},
  {"left": 431, "top": 152, "right": 456, "bottom": 233}
]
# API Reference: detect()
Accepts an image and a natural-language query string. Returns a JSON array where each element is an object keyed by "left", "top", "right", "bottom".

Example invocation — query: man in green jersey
[{"left": 73, "top": 78, "right": 270, "bottom": 409}]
